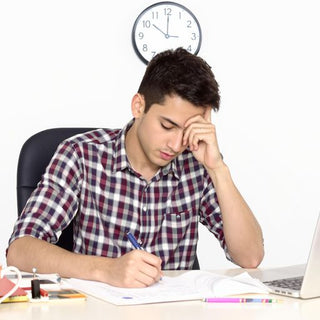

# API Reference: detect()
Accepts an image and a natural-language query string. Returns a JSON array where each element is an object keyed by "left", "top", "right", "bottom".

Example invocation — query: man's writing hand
[{"left": 105, "top": 250, "right": 162, "bottom": 288}]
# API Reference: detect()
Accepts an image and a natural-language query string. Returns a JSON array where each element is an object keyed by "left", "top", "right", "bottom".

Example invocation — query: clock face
[{"left": 132, "top": 1, "right": 202, "bottom": 64}]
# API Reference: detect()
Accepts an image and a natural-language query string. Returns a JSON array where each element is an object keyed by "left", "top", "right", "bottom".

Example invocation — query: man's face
[{"left": 133, "top": 94, "right": 207, "bottom": 169}]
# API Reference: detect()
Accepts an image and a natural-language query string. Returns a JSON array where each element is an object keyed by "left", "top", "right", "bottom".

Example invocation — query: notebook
[{"left": 263, "top": 213, "right": 320, "bottom": 299}]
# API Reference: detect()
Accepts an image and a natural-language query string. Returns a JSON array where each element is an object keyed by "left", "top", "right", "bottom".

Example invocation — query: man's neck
[{"left": 125, "top": 124, "right": 159, "bottom": 182}]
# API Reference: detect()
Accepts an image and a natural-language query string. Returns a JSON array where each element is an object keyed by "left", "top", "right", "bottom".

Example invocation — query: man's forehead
[{"left": 149, "top": 95, "right": 208, "bottom": 124}]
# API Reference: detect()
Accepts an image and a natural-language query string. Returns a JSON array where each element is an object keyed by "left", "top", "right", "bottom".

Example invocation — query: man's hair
[{"left": 138, "top": 48, "right": 220, "bottom": 112}]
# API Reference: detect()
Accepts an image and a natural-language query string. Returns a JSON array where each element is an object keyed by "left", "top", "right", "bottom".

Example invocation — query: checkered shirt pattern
[{"left": 9, "top": 120, "right": 229, "bottom": 270}]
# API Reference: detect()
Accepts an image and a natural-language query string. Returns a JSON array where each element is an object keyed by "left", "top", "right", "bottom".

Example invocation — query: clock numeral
[
  {"left": 152, "top": 11, "right": 159, "bottom": 19},
  {"left": 186, "top": 45, "right": 192, "bottom": 52},
  {"left": 138, "top": 32, "right": 144, "bottom": 40},
  {"left": 164, "top": 8, "right": 172, "bottom": 16},
  {"left": 187, "top": 20, "right": 192, "bottom": 28},
  {"left": 142, "top": 20, "right": 151, "bottom": 28},
  {"left": 142, "top": 44, "right": 148, "bottom": 52},
  {"left": 191, "top": 33, "right": 197, "bottom": 41}
]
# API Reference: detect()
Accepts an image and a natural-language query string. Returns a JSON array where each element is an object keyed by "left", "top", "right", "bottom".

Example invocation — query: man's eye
[{"left": 161, "top": 123, "right": 173, "bottom": 130}]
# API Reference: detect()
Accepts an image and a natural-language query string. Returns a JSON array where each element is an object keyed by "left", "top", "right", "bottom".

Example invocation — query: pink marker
[{"left": 203, "top": 298, "right": 281, "bottom": 303}]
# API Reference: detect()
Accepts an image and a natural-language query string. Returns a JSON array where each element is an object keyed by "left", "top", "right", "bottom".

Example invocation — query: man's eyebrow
[{"left": 160, "top": 116, "right": 183, "bottom": 128}]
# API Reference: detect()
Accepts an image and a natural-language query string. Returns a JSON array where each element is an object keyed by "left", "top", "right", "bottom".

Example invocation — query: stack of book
[
  {"left": 1, "top": 272, "right": 86, "bottom": 303},
  {"left": 0, "top": 276, "right": 28, "bottom": 303}
]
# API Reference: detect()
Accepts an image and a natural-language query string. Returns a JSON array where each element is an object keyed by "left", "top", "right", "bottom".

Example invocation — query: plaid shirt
[{"left": 9, "top": 120, "right": 228, "bottom": 269}]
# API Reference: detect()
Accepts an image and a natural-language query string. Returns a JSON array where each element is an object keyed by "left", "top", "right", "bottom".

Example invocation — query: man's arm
[
  {"left": 183, "top": 109, "right": 264, "bottom": 268},
  {"left": 7, "top": 236, "right": 162, "bottom": 288},
  {"left": 206, "top": 164, "right": 264, "bottom": 268}
]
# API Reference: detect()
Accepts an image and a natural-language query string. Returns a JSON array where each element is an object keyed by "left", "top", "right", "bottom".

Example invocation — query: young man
[{"left": 7, "top": 48, "right": 264, "bottom": 288}]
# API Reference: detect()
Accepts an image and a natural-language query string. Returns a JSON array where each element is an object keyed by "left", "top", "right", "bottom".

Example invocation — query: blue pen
[{"left": 126, "top": 232, "right": 144, "bottom": 250}]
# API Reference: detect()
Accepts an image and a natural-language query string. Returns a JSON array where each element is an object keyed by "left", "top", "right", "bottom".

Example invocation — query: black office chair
[
  {"left": 17, "top": 128, "right": 95, "bottom": 251},
  {"left": 17, "top": 127, "right": 200, "bottom": 269}
]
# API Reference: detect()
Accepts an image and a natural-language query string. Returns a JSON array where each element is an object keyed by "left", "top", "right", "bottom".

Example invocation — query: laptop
[{"left": 263, "top": 213, "right": 320, "bottom": 299}]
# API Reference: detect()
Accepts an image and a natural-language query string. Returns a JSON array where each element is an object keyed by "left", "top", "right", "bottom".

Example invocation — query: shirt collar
[
  {"left": 112, "top": 120, "right": 133, "bottom": 173},
  {"left": 112, "top": 119, "right": 180, "bottom": 180},
  {"left": 160, "top": 159, "right": 180, "bottom": 180}
]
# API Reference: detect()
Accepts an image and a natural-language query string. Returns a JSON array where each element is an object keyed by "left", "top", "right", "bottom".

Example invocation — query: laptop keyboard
[{"left": 264, "top": 276, "right": 303, "bottom": 291}]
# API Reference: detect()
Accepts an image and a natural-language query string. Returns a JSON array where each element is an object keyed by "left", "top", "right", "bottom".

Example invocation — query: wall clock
[{"left": 132, "top": 1, "right": 202, "bottom": 64}]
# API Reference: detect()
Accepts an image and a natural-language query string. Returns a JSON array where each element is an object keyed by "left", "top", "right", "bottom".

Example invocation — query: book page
[{"left": 67, "top": 271, "right": 269, "bottom": 305}]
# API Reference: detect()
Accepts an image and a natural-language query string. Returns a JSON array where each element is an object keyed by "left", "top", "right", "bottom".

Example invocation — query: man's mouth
[{"left": 159, "top": 151, "right": 175, "bottom": 161}]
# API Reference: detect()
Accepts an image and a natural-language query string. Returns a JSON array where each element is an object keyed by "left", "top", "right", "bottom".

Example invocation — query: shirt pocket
[{"left": 161, "top": 207, "right": 198, "bottom": 243}]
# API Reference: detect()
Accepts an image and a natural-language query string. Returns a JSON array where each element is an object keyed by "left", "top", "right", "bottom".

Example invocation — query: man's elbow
[
  {"left": 6, "top": 237, "right": 32, "bottom": 268},
  {"left": 231, "top": 246, "right": 265, "bottom": 269},
  {"left": 239, "top": 249, "right": 265, "bottom": 269},
  {"left": 6, "top": 241, "right": 18, "bottom": 266}
]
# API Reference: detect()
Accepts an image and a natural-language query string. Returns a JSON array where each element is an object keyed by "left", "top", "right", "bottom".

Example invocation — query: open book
[{"left": 67, "top": 270, "right": 269, "bottom": 305}]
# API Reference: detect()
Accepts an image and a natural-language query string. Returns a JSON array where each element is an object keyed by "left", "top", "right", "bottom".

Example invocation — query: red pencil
[{"left": 22, "top": 287, "right": 48, "bottom": 297}]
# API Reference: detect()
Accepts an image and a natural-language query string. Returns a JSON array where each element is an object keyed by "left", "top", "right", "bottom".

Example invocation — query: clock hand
[
  {"left": 152, "top": 24, "right": 169, "bottom": 38},
  {"left": 152, "top": 23, "right": 179, "bottom": 39},
  {"left": 166, "top": 15, "right": 179, "bottom": 38},
  {"left": 166, "top": 16, "right": 180, "bottom": 38}
]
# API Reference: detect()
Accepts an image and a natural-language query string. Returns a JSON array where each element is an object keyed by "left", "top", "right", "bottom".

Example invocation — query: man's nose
[{"left": 168, "top": 131, "right": 184, "bottom": 153}]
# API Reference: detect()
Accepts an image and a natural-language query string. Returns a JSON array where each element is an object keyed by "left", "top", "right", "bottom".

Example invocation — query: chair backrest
[
  {"left": 16, "top": 127, "right": 200, "bottom": 269},
  {"left": 17, "top": 127, "right": 95, "bottom": 251}
]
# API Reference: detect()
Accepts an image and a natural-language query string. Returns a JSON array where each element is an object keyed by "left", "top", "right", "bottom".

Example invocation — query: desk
[{"left": 1, "top": 267, "right": 319, "bottom": 320}]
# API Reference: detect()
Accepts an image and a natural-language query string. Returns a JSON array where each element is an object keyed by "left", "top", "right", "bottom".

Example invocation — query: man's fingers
[
  {"left": 134, "top": 268, "right": 161, "bottom": 287},
  {"left": 184, "top": 114, "right": 207, "bottom": 129},
  {"left": 184, "top": 124, "right": 214, "bottom": 150},
  {"left": 126, "top": 250, "right": 162, "bottom": 286},
  {"left": 112, "top": 252, "right": 162, "bottom": 288}
]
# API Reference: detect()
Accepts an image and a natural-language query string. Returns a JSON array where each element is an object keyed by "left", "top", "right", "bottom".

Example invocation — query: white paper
[
  {"left": 67, "top": 271, "right": 269, "bottom": 305},
  {"left": 5, "top": 271, "right": 61, "bottom": 289}
]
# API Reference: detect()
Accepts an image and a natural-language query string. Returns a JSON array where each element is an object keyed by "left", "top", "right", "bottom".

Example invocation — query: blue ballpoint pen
[{"left": 126, "top": 232, "right": 144, "bottom": 250}]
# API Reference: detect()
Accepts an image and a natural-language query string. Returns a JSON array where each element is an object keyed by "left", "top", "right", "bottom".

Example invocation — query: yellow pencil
[{"left": 2, "top": 295, "right": 29, "bottom": 303}]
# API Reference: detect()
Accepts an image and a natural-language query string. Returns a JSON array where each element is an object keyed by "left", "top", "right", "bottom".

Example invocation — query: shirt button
[{"left": 143, "top": 206, "right": 147, "bottom": 212}]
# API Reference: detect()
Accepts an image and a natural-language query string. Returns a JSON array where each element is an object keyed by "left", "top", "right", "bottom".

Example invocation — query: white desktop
[{"left": 1, "top": 267, "right": 319, "bottom": 320}]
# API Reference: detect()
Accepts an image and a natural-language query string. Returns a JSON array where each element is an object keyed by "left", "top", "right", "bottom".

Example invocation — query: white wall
[{"left": 1, "top": 0, "right": 319, "bottom": 270}]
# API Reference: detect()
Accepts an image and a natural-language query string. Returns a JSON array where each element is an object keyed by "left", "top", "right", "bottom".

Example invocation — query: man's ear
[{"left": 131, "top": 93, "right": 145, "bottom": 118}]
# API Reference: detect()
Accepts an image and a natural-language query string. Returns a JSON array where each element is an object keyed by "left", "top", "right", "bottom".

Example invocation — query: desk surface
[{"left": 1, "top": 267, "right": 319, "bottom": 320}]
